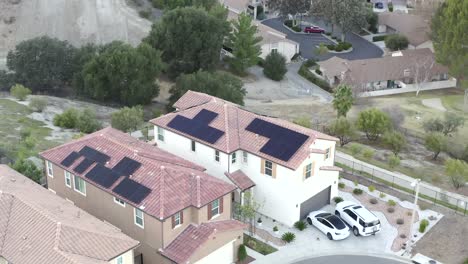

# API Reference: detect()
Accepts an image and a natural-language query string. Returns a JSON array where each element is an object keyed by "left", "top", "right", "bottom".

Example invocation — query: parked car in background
[
  {"left": 375, "top": 2, "right": 384, "bottom": 9},
  {"left": 335, "top": 201, "right": 381, "bottom": 236},
  {"left": 304, "top": 26, "right": 325, "bottom": 34},
  {"left": 307, "top": 211, "right": 350, "bottom": 240}
]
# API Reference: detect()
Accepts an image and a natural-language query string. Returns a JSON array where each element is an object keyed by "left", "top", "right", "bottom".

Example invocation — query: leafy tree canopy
[
  {"left": 385, "top": 34, "right": 409, "bottom": 51},
  {"left": 356, "top": 108, "right": 391, "bottom": 141},
  {"left": 268, "top": 0, "right": 310, "bottom": 16},
  {"left": 425, "top": 132, "right": 447, "bottom": 160},
  {"left": 328, "top": 117, "right": 356, "bottom": 147},
  {"left": 445, "top": 158, "right": 468, "bottom": 189},
  {"left": 111, "top": 106, "right": 144, "bottom": 133},
  {"left": 11, "top": 159, "right": 42, "bottom": 184},
  {"left": 263, "top": 52, "right": 287, "bottom": 81},
  {"left": 383, "top": 131, "right": 407, "bottom": 155}
]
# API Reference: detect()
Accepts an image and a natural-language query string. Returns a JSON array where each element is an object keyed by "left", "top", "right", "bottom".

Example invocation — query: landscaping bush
[
  {"left": 362, "top": 148, "right": 375, "bottom": 159},
  {"left": 281, "top": 232, "right": 296, "bottom": 243},
  {"left": 263, "top": 52, "right": 287, "bottom": 81},
  {"left": 368, "top": 185, "right": 376, "bottom": 192},
  {"left": 333, "top": 196, "right": 344, "bottom": 204},
  {"left": 379, "top": 192, "right": 386, "bottom": 198},
  {"left": 304, "top": 59, "right": 316, "bottom": 67},
  {"left": 338, "top": 182, "right": 345, "bottom": 189},
  {"left": 353, "top": 188, "right": 363, "bottom": 195},
  {"left": 29, "top": 97, "right": 47, "bottom": 112},
  {"left": 298, "top": 63, "right": 332, "bottom": 92},
  {"left": 326, "top": 44, "right": 335, "bottom": 51},
  {"left": 10, "top": 84, "right": 31, "bottom": 101},
  {"left": 396, "top": 218, "right": 404, "bottom": 225},
  {"left": 419, "top": 219, "right": 429, "bottom": 233},
  {"left": 370, "top": 198, "right": 378, "bottom": 204},
  {"left": 387, "top": 207, "right": 395, "bottom": 213},
  {"left": 325, "top": 32, "right": 331, "bottom": 36},
  {"left": 292, "top": 26, "right": 301, "bottom": 32},
  {"left": 294, "top": 221, "right": 307, "bottom": 231},
  {"left": 349, "top": 143, "right": 363, "bottom": 155},
  {"left": 385, "top": 34, "right": 409, "bottom": 51},
  {"left": 387, "top": 199, "right": 397, "bottom": 206},
  {"left": 315, "top": 69, "right": 322, "bottom": 75},
  {"left": 238, "top": 244, "right": 247, "bottom": 262},
  {"left": 388, "top": 2, "right": 394, "bottom": 12},
  {"left": 273, "top": 226, "right": 279, "bottom": 232},
  {"left": 284, "top": 20, "right": 293, "bottom": 28},
  {"left": 372, "top": 35, "right": 387, "bottom": 42},
  {"left": 334, "top": 46, "right": 343, "bottom": 52}
]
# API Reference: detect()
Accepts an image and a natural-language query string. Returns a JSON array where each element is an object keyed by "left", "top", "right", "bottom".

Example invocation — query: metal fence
[{"left": 335, "top": 152, "right": 468, "bottom": 216}]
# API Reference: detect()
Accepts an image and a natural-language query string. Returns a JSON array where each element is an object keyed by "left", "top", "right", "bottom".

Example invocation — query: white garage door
[{"left": 195, "top": 240, "right": 234, "bottom": 264}]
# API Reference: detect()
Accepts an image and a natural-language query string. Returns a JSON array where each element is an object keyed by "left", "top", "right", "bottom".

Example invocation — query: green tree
[
  {"left": 383, "top": 131, "right": 407, "bottom": 155},
  {"left": 425, "top": 132, "right": 447, "bottom": 160},
  {"left": 6, "top": 36, "right": 76, "bottom": 92},
  {"left": 442, "top": 112, "right": 465, "bottom": 136},
  {"left": 11, "top": 159, "right": 42, "bottom": 184},
  {"left": 227, "top": 13, "right": 262, "bottom": 75},
  {"left": 71, "top": 44, "right": 99, "bottom": 95},
  {"left": 144, "top": 7, "right": 229, "bottom": 79},
  {"left": 238, "top": 245, "right": 247, "bottom": 262},
  {"left": 234, "top": 191, "right": 263, "bottom": 235},
  {"left": 0, "top": 70, "right": 15, "bottom": 91},
  {"left": 332, "top": 84, "right": 354, "bottom": 117},
  {"left": 384, "top": 34, "right": 409, "bottom": 51},
  {"left": 263, "top": 52, "right": 287, "bottom": 81},
  {"left": 53, "top": 108, "right": 80, "bottom": 129},
  {"left": 10, "top": 84, "right": 31, "bottom": 101},
  {"left": 268, "top": 0, "right": 310, "bottom": 26},
  {"left": 78, "top": 42, "right": 162, "bottom": 106},
  {"left": 111, "top": 106, "right": 144, "bottom": 133},
  {"left": 168, "top": 71, "right": 245, "bottom": 109},
  {"left": 328, "top": 117, "right": 356, "bottom": 147},
  {"left": 445, "top": 159, "right": 468, "bottom": 189},
  {"left": 29, "top": 97, "right": 47, "bottom": 112},
  {"left": 431, "top": 0, "right": 468, "bottom": 92},
  {"left": 356, "top": 108, "right": 391, "bottom": 141},
  {"left": 76, "top": 108, "right": 101, "bottom": 134}
]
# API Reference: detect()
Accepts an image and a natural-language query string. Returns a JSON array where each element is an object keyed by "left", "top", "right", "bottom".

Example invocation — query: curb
[{"left": 290, "top": 251, "right": 412, "bottom": 264}]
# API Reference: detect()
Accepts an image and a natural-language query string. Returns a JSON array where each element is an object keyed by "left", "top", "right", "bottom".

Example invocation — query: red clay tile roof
[
  {"left": 224, "top": 170, "right": 255, "bottom": 191},
  {"left": 319, "top": 166, "right": 343, "bottom": 172},
  {"left": 151, "top": 92, "right": 338, "bottom": 170},
  {"left": 39, "top": 127, "right": 236, "bottom": 220},
  {"left": 159, "top": 220, "right": 246, "bottom": 263},
  {"left": 0, "top": 165, "right": 138, "bottom": 264}
]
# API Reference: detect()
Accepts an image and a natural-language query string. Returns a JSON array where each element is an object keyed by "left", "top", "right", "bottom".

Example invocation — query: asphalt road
[
  {"left": 294, "top": 255, "right": 411, "bottom": 264},
  {"left": 262, "top": 17, "right": 383, "bottom": 61}
]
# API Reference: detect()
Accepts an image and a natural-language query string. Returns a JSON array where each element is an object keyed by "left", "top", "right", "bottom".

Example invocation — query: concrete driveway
[
  {"left": 262, "top": 17, "right": 383, "bottom": 61},
  {"left": 294, "top": 254, "right": 411, "bottom": 264}
]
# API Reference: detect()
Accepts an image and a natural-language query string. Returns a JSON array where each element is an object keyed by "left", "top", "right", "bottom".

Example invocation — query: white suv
[{"left": 335, "top": 201, "right": 381, "bottom": 236}]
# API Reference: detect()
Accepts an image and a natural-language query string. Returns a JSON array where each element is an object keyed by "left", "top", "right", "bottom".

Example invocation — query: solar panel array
[
  {"left": 74, "top": 158, "right": 95, "bottom": 174},
  {"left": 79, "top": 146, "right": 110, "bottom": 164},
  {"left": 113, "top": 157, "right": 142, "bottom": 176},
  {"left": 113, "top": 178, "right": 152, "bottom": 204},
  {"left": 85, "top": 164, "right": 121, "bottom": 188},
  {"left": 245, "top": 118, "right": 309, "bottom": 162},
  {"left": 60, "top": 152, "right": 80, "bottom": 167},
  {"left": 167, "top": 109, "right": 224, "bottom": 144}
]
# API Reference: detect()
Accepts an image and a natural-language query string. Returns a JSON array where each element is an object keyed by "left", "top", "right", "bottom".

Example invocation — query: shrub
[
  {"left": 294, "top": 221, "right": 307, "bottom": 231},
  {"left": 29, "top": 97, "right": 47, "bottom": 112},
  {"left": 368, "top": 185, "right": 376, "bottom": 192},
  {"left": 284, "top": 20, "right": 293, "bottom": 28},
  {"left": 263, "top": 52, "right": 287, "bottom": 81},
  {"left": 396, "top": 218, "right": 404, "bottom": 225},
  {"left": 326, "top": 44, "right": 335, "bottom": 51},
  {"left": 388, "top": 2, "right": 394, "bottom": 12},
  {"left": 281, "top": 232, "right": 296, "bottom": 243},
  {"left": 335, "top": 46, "right": 343, "bottom": 52},
  {"left": 54, "top": 108, "right": 79, "bottom": 129},
  {"left": 238, "top": 244, "right": 247, "bottom": 262},
  {"left": 273, "top": 226, "right": 278, "bottom": 232},
  {"left": 315, "top": 69, "right": 322, "bottom": 75},
  {"left": 138, "top": 10, "right": 151, "bottom": 19},
  {"left": 292, "top": 26, "right": 301, "bottom": 32},
  {"left": 304, "top": 59, "right": 317, "bottom": 67},
  {"left": 387, "top": 207, "right": 395, "bottom": 213},
  {"left": 372, "top": 35, "right": 387, "bottom": 42},
  {"left": 362, "top": 148, "right": 375, "bottom": 159},
  {"left": 247, "top": 239, "right": 257, "bottom": 249},
  {"left": 338, "top": 182, "right": 345, "bottom": 189},
  {"left": 379, "top": 192, "right": 386, "bottom": 198},
  {"left": 353, "top": 188, "right": 363, "bottom": 195},
  {"left": 333, "top": 196, "right": 344, "bottom": 204},
  {"left": 353, "top": 180, "right": 359, "bottom": 186},
  {"left": 325, "top": 32, "right": 331, "bottom": 36},
  {"left": 350, "top": 143, "right": 363, "bottom": 156},
  {"left": 257, "top": 57, "right": 265, "bottom": 67},
  {"left": 387, "top": 199, "right": 397, "bottom": 206},
  {"left": 385, "top": 34, "right": 409, "bottom": 51},
  {"left": 419, "top": 219, "right": 429, "bottom": 233},
  {"left": 298, "top": 63, "right": 332, "bottom": 92},
  {"left": 10, "top": 84, "right": 31, "bottom": 101},
  {"left": 76, "top": 108, "right": 101, "bottom": 133},
  {"left": 370, "top": 198, "right": 378, "bottom": 204},
  {"left": 388, "top": 154, "right": 400, "bottom": 169}
]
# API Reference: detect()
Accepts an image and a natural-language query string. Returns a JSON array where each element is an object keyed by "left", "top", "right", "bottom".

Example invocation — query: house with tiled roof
[
  {"left": 40, "top": 127, "right": 245, "bottom": 264},
  {"left": 151, "top": 91, "right": 342, "bottom": 226},
  {"left": 0, "top": 165, "right": 139, "bottom": 264}
]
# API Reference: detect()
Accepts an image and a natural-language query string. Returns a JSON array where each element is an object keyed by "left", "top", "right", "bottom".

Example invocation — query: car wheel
[
  {"left": 327, "top": 233, "right": 333, "bottom": 240},
  {"left": 335, "top": 210, "right": 340, "bottom": 216},
  {"left": 353, "top": 227, "right": 360, "bottom": 236},
  {"left": 307, "top": 218, "right": 312, "bottom": 225}
]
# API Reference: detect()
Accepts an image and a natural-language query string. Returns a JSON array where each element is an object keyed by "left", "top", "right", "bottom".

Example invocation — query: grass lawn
[
  {"left": 0, "top": 99, "right": 56, "bottom": 160},
  {"left": 244, "top": 234, "right": 278, "bottom": 255}
]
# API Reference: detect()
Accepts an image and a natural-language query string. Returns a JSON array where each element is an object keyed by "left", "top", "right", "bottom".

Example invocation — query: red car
[{"left": 304, "top": 26, "right": 325, "bottom": 34}]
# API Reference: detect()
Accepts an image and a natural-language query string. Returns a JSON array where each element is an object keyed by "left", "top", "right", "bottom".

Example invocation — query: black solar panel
[
  {"left": 113, "top": 157, "right": 141, "bottom": 176},
  {"left": 112, "top": 178, "right": 151, "bottom": 204},
  {"left": 85, "top": 164, "right": 120, "bottom": 188},
  {"left": 245, "top": 118, "right": 309, "bottom": 162},
  {"left": 79, "top": 146, "right": 110, "bottom": 164},
  {"left": 74, "top": 158, "right": 95, "bottom": 173},
  {"left": 167, "top": 110, "right": 224, "bottom": 144},
  {"left": 60, "top": 151, "right": 80, "bottom": 167}
]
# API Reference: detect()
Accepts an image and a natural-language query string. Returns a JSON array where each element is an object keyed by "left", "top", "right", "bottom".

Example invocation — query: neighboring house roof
[
  {"left": 151, "top": 91, "right": 338, "bottom": 170},
  {"left": 224, "top": 170, "right": 255, "bottom": 191},
  {"left": 378, "top": 12, "right": 431, "bottom": 46},
  {"left": 40, "top": 127, "right": 236, "bottom": 220},
  {"left": 317, "top": 56, "right": 348, "bottom": 79},
  {"left": 318, "top": 49, "right": 449, "bottom": 86},
  {"left": 221, "top": 0, "right": 251, "bottom": 13},
  {"left": 0, "top": 165, "right": 138, "bottom": 264},
  {"left": 159, "top": 220, "right": 246, "bottom": 263}
]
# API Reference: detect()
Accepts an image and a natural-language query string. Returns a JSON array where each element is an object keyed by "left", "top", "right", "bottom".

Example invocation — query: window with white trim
[
  {"left": 114, "top": 197, "right": 126, "bottom": 207},
  {"left": 215, "top": 150, "right": 220, "bottom": 162},
  {"left": 47, "top": 161, "right": 53, "bottom": 177},
  {"left": 305, "top": 163, "right": 313, "bottom": 179},
  {"left": 242, "top": 151, "right": 248, "bottom": 164},
  {"left": 191, "top": 140, "right": 196, "bottom": 152},
  {"left": 116, "top": 256, "right": 123, "bottom": 264},
  {"left": 157, "top": 127, "right": 165, "bottom": 142},
  {"left": 231, "top": 152, "right": 237, "bottom": 164},
  {"left": 211, "top": 199, "right": 220, "bottom": 217},
  {"left": 325, "top": 148, "right": 331, "bottom": 160},
  {"left": 265, "top": 160, "right": 273, "bottom": 176},
  {"left": 64, "top": 171, "right": 72, "bottom": 188},
  {"left": 73, "top": 175, "right": 86, "bottom": 196},
  {"left": 135, "top": 208, "right": 144, "bottom": 228},
  {"left": 174, "top": 212, "right": 181, "bottom": 226}
]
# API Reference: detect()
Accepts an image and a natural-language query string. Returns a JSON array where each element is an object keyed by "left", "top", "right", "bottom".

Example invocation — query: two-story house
[
  {"left": 151, "top": 91, "right": 342, "bottom": 226},
  {"left": 0, "top": 165, "right": 139, "bottom": 264},
  {"left": 40, "top": 127, "right": 245, "bottom": 264}
]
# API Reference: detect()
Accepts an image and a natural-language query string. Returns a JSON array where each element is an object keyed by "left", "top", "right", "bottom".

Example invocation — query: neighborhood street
[{"left": 294, "top": 254, "right": 411, "bottom": 264}]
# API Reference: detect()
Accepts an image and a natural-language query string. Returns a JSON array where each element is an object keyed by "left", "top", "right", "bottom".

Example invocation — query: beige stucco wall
[
  {"left": 109, "top": 249, "right": 134, "bottom": 264},
  {"left": 189, "top": 229, "right": 243, "bottom": 263}
]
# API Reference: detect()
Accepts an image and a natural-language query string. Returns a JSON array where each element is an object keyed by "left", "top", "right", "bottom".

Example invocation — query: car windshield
[
  {"left": 365, "top": 220, "right": 381, "bottom": 227},
  {"left": 325, "top": 215, "right": 346, "bottom": 229},
  {"left": 316, "top": 213, "right": 331, "bottom": 218}
]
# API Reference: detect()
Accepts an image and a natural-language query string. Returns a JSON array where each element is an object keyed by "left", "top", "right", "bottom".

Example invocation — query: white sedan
[{"left": 307, "top": 211, "right": 350, "bottom": 240}]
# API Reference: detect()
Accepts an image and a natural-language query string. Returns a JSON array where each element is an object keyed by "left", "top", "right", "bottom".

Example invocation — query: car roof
[
  {"left": 324, "top": 215, "right": 346, "bottom": 229},
  {"left": 316, "top": 212, "right": 331, "bottom": 218},
  {"left": 353, "top": 206, "right": 379, "bottom": 222}
]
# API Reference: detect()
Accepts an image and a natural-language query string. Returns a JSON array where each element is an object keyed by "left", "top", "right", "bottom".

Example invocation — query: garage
[
  {"left": 195, "top": 240, "right": 234, "bottom": 264},
  {"left": 300, "top": 186, "right": 331, "bottom": 220}
]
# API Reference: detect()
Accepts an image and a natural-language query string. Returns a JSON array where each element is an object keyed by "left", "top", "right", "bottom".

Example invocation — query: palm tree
[{"left": 332, "top": 84, "right": 354, "bottom": 117}]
